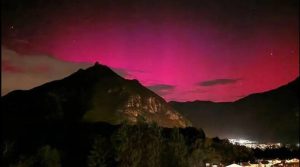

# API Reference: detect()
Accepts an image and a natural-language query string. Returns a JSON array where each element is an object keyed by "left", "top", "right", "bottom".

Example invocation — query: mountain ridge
[{"left": 169, "top": 77, "right": 299, "bottom": 143}]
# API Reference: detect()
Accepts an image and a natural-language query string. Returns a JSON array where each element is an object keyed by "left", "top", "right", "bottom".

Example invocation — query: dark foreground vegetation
[{"left": 2, "top": 122, "right": 299, "bottom": 167}]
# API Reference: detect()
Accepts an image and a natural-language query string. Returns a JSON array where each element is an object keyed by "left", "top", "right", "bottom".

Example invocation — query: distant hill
[{"left": 170, "top": 77, "right": 299, "bottom": 143}]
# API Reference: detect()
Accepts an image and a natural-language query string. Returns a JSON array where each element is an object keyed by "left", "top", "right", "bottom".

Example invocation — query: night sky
[{"left": 1, "top": 0, "right": 299, "bottom": 102}]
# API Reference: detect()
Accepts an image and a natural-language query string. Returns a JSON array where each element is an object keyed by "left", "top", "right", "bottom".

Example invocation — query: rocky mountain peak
[{"left": 2, "top": 63, "right": 191, "bottom": 128}]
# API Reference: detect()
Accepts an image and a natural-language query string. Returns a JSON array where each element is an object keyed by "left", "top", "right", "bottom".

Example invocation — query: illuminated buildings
[{"left": 228, "top": 139, "right": 282, "bottom": 149}]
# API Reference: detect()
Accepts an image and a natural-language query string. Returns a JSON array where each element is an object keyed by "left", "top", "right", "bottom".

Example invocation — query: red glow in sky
[{"left": 2, "top": 0, "right": 299, "bottom": 102}]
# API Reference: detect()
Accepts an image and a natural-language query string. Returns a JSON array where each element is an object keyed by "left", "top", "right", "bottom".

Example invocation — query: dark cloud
[
  {"left": 147, "top": 84, "right": 175, "bottom": 95},
  {"left": 113, "top": 68, "right": 131, "bottom": 78},
  {"left": 113, "top": 68, "right": 147, "bottom": 79},
  {"left": 198, "top": 78, "right": 240, "bottom": 86}
]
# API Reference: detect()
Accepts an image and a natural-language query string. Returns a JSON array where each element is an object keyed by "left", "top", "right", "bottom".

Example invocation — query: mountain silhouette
[
  {"left": 170, "top": 77, "right": 299, "bottom": 143},
  {"left": 2, "top": 62, "right": 190, "bottom": 134},
  {"left": 1, "top": 63, "right": 198, "bottom": 166}
]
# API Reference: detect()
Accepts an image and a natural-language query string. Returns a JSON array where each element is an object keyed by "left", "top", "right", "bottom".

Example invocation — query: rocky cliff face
[
  {"left": 2, "top": 62, "right": 190, "bottom": 128},
  {"left": 120, "top": 95, "right": 188, "bottom": 127}
]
